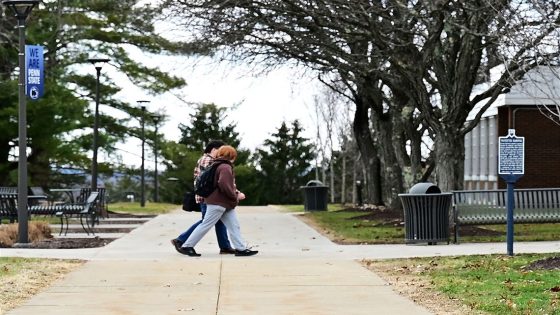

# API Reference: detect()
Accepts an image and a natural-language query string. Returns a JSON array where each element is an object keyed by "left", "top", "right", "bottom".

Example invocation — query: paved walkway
[{"left": 3, "top": 206, "right": 560, "bottom": 314}]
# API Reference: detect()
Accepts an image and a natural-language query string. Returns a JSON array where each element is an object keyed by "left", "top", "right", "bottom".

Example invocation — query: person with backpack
[
  {"left": 178, "top": 145, "right": 258, "bottom": 257},
  {"left": 170, "top": 140, "right": 236, "bottom": 255}
]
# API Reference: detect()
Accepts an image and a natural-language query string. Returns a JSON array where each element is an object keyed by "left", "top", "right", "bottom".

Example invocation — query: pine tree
[
  {"left": 163, "top": 103, "right": 257, "bottom": 203},
  {"left": 0, "top": 1, "right": 193, "bottom": 186},
  {"left": 256, "top": 120, "right": 314, "bottom": 204},
  {"left": 178, "top": 103, "right": 240, "bottom": 151}
]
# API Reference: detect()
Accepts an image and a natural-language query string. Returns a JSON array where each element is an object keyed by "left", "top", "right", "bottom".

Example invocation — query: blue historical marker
[
  {"left": 498, "top": 129, "right": 524, "bottom": 256},
  {"left": 25, "top": 45, "right": 44, "bottom": 100}
]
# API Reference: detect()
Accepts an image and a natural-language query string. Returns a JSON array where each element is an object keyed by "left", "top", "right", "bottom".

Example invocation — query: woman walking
[{"left": 178, "top": 145, "right": 258, "bottom": 257}]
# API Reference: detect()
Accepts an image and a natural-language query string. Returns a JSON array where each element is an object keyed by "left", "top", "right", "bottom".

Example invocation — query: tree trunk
[
  {"left": 352, "top": 157, "right": 357, "bottom": 204},
  {"left": 372, "top": 112, "right": 404, "bottom": 209},
  {"left": 329, "top": 157, "right": 335, "bottom": 203},
  {"left": 353, "top": 98, "right": 383, "bottom": 205},
  {"left": 407, "top": 127, "right": 424, "bottom": 185},
  {"left": 434, "top": 129, "right": 465, "bottom": 191},
  {"left": 341, "top": 154, "right": 346, "bottom": 204},
  {"left": 391, "top": 81, "right": 424, "bottom": 187}
]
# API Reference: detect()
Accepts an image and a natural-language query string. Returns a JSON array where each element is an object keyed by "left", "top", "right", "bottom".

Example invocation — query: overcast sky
[
  {"left": 90, "top": 6, "right": 325, "bottom": 169},
  {"left": 104, "top": 52, "right": 322, "bottom": 169}
]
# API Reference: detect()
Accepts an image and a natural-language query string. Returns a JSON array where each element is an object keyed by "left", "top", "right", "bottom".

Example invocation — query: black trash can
[
  {"left": 301, "top": 180, "right": 328, "bottom": 211},
  {"left": 398, "top": 182, "right": 452, "bottom": 245}
]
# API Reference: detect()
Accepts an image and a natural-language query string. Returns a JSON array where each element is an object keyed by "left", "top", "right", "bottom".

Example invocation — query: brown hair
[{"left": 215, "top": 145, "right": 237, "bottom": 161}]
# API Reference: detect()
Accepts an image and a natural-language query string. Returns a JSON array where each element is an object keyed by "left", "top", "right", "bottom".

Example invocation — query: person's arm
[
  {"left": 216, "top": 164, "right": 238, "bottom": 201},
  {"left": 237, "top": 191, "right": 246, "bottom": 200}
]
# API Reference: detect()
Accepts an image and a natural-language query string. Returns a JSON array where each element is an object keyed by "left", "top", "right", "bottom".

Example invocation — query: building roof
[{"left": 467, "top": 66, "right": 560, "bottom": 121}]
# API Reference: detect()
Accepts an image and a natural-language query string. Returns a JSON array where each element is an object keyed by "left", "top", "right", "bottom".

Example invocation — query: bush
[{"left": 0, "top": 222, "right": 53, "bottom": 247}]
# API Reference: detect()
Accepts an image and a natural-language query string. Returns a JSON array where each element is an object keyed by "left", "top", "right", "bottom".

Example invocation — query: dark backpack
[
  {"left": 194, "top": 161, "right": 227, "bottom": 197},
  {"left": 182, "top": 192, "right": 201, "bottom": 212}
]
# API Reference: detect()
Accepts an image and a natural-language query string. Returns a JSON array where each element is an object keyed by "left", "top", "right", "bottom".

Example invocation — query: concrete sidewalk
[{"left": 3, "top": 206, "right": 560, "bottom": 314}]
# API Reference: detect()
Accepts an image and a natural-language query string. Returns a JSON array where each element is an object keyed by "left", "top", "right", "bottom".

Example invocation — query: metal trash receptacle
[
  {"left": 398, "top": 182, "right": 452, "bottom": 245},
  {"left": 301, "top": 180, "right": 328, "bottom": 211}
]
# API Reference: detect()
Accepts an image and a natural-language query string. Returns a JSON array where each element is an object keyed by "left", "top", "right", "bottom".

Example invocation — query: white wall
[{"left": 464, "top": 117, "right": 498, "bottom": 190}]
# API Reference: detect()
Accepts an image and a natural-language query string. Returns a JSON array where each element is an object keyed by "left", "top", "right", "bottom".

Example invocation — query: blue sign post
[
  {"left": 25, "top": 45, "right": 44, "bottom": 100},
  {"left": 498, "top": 129, "right": 525, "bottom": 256}
]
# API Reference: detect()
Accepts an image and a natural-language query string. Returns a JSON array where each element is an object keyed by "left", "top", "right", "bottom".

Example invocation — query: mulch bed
[
  {"left": 29, "top": 237, "right": 116, "bottom": 249},
  {"left": 523, "top": 256, "right": 560, "bottom": 271}
]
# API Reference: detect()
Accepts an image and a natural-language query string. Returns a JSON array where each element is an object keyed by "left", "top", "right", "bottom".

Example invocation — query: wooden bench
[
  {"left": 452, "top": 188, "right": 560, "bottom": 243},
  {"left": 0, "top": 192, "right": 100, "bottom": 235}
]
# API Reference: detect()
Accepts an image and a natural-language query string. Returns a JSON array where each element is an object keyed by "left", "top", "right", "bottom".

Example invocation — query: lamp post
[
  {"left": 86, "top": 57, "right": 109, "bottom": 191},
  {"left": 137, "top": 100, "right": 149, "bottom": 207},
  {"left": 151, "top": 115, "right": 161, "bottom": 203},
  {"left": 3, "top": 0, "right": 40, "bottom": 245}
]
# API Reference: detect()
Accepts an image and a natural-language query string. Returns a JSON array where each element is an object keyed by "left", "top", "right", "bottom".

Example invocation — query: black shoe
[
  {"left": 220, "top": 248, "right": 236, "bottom": 255},
  {"left": 235, "top": 249, "right": 258, "bottom": 256},
  {"left": 170, "top": 239, "right": 183, "bottom": 253},
  {"left": 178, "top": 246, "right": 201, "bottom": 257}
]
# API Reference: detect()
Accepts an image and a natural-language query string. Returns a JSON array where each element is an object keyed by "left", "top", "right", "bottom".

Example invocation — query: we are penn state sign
[{"left": 25, "top": 45, "right": 44, "bottom": 100}]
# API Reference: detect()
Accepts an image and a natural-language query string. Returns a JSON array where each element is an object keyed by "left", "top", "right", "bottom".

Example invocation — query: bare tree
[
  {"left": 336, "top": 107, "right": 356, "bottom": 204},
  {"left": 371, "top": 1, "right": 560, "bottom": 190},
  {"left": 162, "top": 0, "right": 398, "bottom": 205},
  {"left": 314, "top": 82, "right": 358, "bottom": 204},
  {"left": 162, "top": 0, "right": 560, "bottom": 196},
  {"left": 312, "top": 87, "right": 341, "bottom": 203}
]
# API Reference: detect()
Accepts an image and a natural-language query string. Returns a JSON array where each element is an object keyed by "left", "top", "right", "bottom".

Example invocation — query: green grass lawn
[
  {"left": 108, "top": 202, "right": 179, "bottom": 215},
  {"left": 277, "top": 204, "right": 560, "bottom": 244},
  {"left": 303, "top": 209, "right": 405, "bottom": 244},
  {"left": 367, "top": 254, "right": 560, "bottom": 315},
  {"left": 276, "top": 204, "right": 344, "bottom": 212}
]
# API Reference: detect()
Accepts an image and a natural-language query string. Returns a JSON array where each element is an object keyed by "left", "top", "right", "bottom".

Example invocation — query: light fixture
[
  {"left": 87, "top": 57, "right": 110, "bottom": 190},
  {"left": 151, "top": 115, "right": 161, "bottom": 203}
]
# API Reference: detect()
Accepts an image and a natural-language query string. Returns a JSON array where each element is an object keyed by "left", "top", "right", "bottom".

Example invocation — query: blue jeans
[{"left": 176, "top": 203, "right": 232, "bottom": 249}]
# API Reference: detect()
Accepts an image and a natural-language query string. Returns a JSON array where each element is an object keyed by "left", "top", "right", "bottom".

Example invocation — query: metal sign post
[{"left": 498, "top": 129, "right": 525, "bottom": 256}]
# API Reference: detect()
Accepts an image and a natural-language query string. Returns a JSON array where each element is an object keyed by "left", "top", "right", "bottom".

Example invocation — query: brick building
[{"left": 464, "top": 67, "right": 560, "bottom": 190}]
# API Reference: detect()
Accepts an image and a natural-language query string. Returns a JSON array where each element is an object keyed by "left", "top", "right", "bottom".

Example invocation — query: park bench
[
  {"left": 0, "top": 193, "right": 18, "bottom": 223},
  {"left": 0, "top": 191, "right": 100, "bottom": 235},
  {"left": 452, "top": 188, "right": 560, "bottom": 243},
  {"left": 29, "top": 191, "right": 100, "bottom": 235},
  {"left": 0, "top": 187, "right": 17, "bottom": 194},
  {"left": 29, "top": 186, "right": 54, "bottom": 206},
  {"left": 77, "top": 187, "right": 108, "bottom": 218}
]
